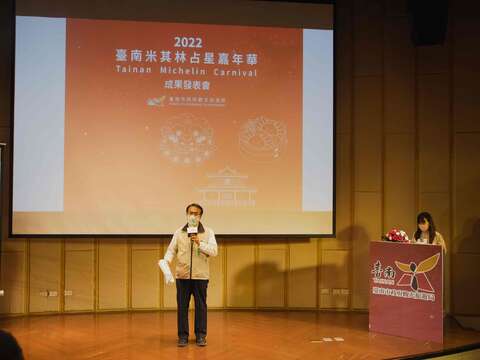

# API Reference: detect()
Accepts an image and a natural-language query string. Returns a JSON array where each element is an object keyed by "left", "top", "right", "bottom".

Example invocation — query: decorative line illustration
[
  {"left": 238, "top": 115, "right": 287, "bottom": 162},
  {"left": 198, "top": 167, "right": 256, "bottom": 207},
  {"left": 159, "top": 113, "right": 216, "bottom": 165}
]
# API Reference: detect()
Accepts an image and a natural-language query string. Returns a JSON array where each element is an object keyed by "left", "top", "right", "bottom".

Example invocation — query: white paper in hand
[{"left": 158, "top": 259, "right": 174, "bottom": 284}]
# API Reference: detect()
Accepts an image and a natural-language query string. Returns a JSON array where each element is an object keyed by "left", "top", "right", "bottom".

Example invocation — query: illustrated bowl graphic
[{"left": 238, "top": 116, "right": 287, "bottom": 161}]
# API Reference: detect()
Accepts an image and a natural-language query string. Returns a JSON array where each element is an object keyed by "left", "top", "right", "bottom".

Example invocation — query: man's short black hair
[{"left": 186, "top": 203, "right": 203, "bottom": 216}]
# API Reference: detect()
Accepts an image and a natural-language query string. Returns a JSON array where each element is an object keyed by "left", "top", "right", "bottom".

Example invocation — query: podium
[{"left": 369, "top": 241, "right": 443, "bottom": 343}]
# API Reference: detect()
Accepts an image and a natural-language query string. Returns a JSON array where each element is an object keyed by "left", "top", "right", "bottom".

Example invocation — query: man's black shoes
[
  {"left": 196, "top": 337, "right": 207, "bottom": 347},
  {"left": 178, "top": 336, "right": 207, "bottom": 347},
  {"left": 177, "top": 337, "right": 188, "bottom": 347}
]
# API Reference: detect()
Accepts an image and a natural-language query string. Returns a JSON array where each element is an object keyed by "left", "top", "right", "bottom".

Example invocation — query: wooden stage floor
[{"left": 1, "top": 311, "right": 479, "bottom": 360}]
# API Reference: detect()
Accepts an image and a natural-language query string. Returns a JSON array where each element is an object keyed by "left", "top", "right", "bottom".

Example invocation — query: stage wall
[{"left": 0, "top": 0, "right": 479, "bottom": 316}]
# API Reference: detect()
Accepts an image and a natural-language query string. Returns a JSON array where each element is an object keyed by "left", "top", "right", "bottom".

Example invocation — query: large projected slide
[{"left": 12, "top": 15, "right": 333, "bottom": 235}]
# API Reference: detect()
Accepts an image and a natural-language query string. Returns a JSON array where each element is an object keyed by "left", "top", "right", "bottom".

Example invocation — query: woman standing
[{"left": 412, "top": 212, "right": 447, "bottom": 253}]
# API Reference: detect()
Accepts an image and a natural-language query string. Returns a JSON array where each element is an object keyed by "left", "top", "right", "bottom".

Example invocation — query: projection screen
[{"left": 11, "top": 0, "right": 334, "bottom": 236}]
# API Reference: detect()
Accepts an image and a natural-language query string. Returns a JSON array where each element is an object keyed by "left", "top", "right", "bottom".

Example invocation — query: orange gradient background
[{"left": 13, "top": 19, "right": 332, "bottom": 235}]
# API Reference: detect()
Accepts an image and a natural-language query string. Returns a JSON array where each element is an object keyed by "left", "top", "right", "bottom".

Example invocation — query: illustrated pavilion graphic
[{"left": 197, "top": 167, "right": 256, "bottom": 207}]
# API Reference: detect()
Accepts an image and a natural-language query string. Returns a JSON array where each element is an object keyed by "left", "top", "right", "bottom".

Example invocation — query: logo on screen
[
  {"left": 147, "top": 96, "right": 166, "bottom": 107},
  {"left": 395, "top": 253, "right": 440, "bottom": 293}
]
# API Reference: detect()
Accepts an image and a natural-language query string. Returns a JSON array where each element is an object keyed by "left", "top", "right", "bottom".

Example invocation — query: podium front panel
[{"left": 369, "top": 241, "right": 443, "bottom": 343}]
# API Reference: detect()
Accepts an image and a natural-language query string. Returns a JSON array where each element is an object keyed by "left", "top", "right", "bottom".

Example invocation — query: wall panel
[
  {"left": 288, "top": 240, "right": 317, "bottom": 308},
  {"left": 131, "top": 249, "right": 160, "bottom": 309},
  {"left": 98, "top": 240, "right": 128, "bottom": 310},
  {"left": 226, "top": 243, "right": 255, "bottom": 308},
  {"left": 384, "top": 135, "right": 415, "bottom": 235},
  {"left": 29, "top": 240, "right": 62, "bottom": 313},
  {"left": 0, "top": 251, "right": 25, "bottom": 314},
  {"left": 256, "top": 244, "right": 286, "bottom": 308},
  {"left": 352, "top": 192, "right": 382, "bottom": 309},
  {"left": 320, "top": 249, "right": 349, "bottom": 309},
  {"left": 65, "top": 250, "right": 94, "bottom": 311},
  {"left": 353, "top": 77, "right": 383, "bottom": 192}
]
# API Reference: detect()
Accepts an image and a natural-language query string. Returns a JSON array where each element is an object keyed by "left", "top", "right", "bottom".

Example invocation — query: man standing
[{"left": 162, "top": 203, "right": 217, "bottom": 347}]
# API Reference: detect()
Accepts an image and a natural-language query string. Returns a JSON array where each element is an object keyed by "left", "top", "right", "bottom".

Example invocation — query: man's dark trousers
[{"left": 176, "top": 279, "right": 208, "bottom": 339}]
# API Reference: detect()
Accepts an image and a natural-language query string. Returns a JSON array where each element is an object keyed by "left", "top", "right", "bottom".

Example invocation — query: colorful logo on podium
[{"left": 395, "top": 253, "right": 440, "bottom": 293}]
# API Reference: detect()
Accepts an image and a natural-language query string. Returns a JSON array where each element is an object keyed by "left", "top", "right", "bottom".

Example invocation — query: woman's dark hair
[
  {"left": 414, "top": 212, "right": 436, "bottom": 244},
  {"left": 185, "top": 203, "right": 203, "bottom": 216}
]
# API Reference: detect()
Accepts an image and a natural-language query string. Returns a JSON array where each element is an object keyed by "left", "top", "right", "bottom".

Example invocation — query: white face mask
[{"left": 187, "top": 214, "right": 199, "bottom": 227}]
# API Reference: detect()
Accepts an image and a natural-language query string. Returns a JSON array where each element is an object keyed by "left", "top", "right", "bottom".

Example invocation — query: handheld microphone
[{"left": 187, "top": 226, "right": 198, "bottom": 238}]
